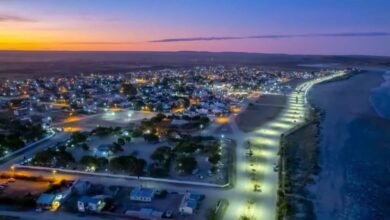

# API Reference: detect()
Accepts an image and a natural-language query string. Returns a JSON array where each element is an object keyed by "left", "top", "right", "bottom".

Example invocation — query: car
[
  {"left": 7, "top": 178, "right": 16, "bottom": 183},
  {"left": 35, "top": 208, "right": 42, "bottom": 212}
]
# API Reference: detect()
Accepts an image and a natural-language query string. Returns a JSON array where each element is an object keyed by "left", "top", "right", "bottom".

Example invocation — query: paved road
[
  {"left": 223, "top": 71, "right": 345, "bottom": 220},
  {"left": 0, "top": 132, "right": 70, "bottom": 171}
]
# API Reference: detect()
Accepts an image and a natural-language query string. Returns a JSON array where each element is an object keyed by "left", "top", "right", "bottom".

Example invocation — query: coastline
[{"left": 276, "top": 70, "right": 357, "bottom": 220}]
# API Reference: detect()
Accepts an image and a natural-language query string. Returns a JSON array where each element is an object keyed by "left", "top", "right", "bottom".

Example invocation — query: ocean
[{"left": 309, "top": 69, "right": 390, "bottom": 220}]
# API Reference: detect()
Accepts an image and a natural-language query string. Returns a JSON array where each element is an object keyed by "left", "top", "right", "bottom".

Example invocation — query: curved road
[{"left": 223, "top": 71, "right": 345, "bottom": 220}]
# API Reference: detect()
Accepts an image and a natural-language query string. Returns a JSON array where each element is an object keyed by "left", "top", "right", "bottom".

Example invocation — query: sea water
[{"left": 309, "top": 69, "right": 390, "bottom": 220}]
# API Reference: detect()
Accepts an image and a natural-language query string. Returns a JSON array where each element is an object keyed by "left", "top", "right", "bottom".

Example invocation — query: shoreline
[{"left": 276, "top": 71, "right": 355, "bottom": 220}]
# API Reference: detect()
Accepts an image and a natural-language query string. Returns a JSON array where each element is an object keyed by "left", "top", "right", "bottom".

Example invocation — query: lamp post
[
  {"left": 10, "top": 165, "right": 15, "bottom": 177},
  {"left": 52, "top": 169, "right": 57, "bottom": 181}
]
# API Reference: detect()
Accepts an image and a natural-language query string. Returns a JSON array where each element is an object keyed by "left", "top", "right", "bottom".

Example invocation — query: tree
[
  {"left": 132, "top": 128, "right": 143, "bottom": 138},
  {"left": 174, "top": 141, "right": 198, "bottom": 154},
  {"left": 91, "top": 126, "right": 114, "bottom": 137},
  {"left": 208, "top": 154, "right": 221, "bottom": 164},
  {"left": 176, "top": 156, "right": 197, "bottom": 174},
  {"left": 81, "top": 143, "right": 89, "bottom": 151},
  {"left": 31, "top": 149, "right": 74, "bottom": 167},
  {"left": 143, "top": 133, "right": 159, "bottom": 143},
  {"left": 80, "top": 156, "right": 108, "bottom": 170},
  {"left": 124, "top": 136, "right": 132, "bottom": 143},
  {"left": 80, "top": 156, "right": 98, "bottom": 167},
  {"left": 150, "top": 146, "right": 171, "bottom": 162},
  {"left": 109, "top": 155, "right": 146, "bottom": 176},
  {"left": 71, "top": 132, "right": 87, "bottom": 144},
  {"left": 117, "top": 138, "right": 125, "bottom": 146},
  {"left": 109, "top": 142, "right": 123, "bottom": 153}
]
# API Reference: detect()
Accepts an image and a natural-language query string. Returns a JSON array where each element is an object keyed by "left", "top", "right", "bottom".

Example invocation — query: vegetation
[
  {"left": 90, "top": 126, "right": 121, "bottom": 137},
  {"left": 31, "top": 148, "right": 75, "bottom": 167},
  {"left": 70, "top": 132, "right": 87, "bottom": 144},
  {"left": 0, "top": 119, "right": 46, "bottom": 157},
  {"left": 109, "top": 155, "right": 146, "bottom": 177},
  {"left": 176, "top": 156, "right": 197, "bottom": 174},
  {"left": 109, "top": 142, "right": 124, "bottom": 153},
  {"left": 80, "top": 156, "right": 108, "bottom": 170},
  {"left": 131, "top": 128, "right": 143, "bottom": 137},
  {"left": 149, "top": 146, "right": 173, "bottom": 177},
  {"left": 143, "top": 133, "right": 159, "bottom": 143}
]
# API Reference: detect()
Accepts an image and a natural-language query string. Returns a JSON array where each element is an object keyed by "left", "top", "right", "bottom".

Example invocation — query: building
[
  {"left": 36, "top": 194, "right": 56, "bottom": 210},
  {"left": 77, "top": 196, "right": 106, "bottom": 212},
  {"left": 179, "top": 191, "right": 204, "bottom": 215},
  {"left": 130, "top": 187, "right": 155, "bottom": 202},
  {"left": 94, "top": 144, "right": 110, "bottom": 157},
  {"left": 36, "top": 193, "right": 63, "bottom": 210}
]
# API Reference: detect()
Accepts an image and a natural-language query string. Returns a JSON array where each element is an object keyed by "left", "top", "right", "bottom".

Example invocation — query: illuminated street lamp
[
  {"left": 52, "top": 169, "right": 57, "bottom": 180},
  {"left": 10, "top": 165, "right": 15, "bottom": 177}
]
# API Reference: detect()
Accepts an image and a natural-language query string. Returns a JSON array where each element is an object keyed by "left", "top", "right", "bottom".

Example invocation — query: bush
[
  {"left": 109, "top": 142, "right": 124, "bottom": 153},
  {"left": 176, "top": 156, "right": 197, "bottom": 174},
  {"left": 109, "top": 155, "right": 146, "bottom": 176},
  {"left": 132, "top": 128, "right": 143, "bottom": 138},
  {"left": 71, "top": 132, "right": 87, "bottom": 144},
  {"left": 80, "top": 156, "right": 108, "bottom": 170},
  {"left": 143, "top": 133, "right": 159, "bottom": 143},
  {"left": 208, "top": 154, "right": 221, "bottom": 164}
]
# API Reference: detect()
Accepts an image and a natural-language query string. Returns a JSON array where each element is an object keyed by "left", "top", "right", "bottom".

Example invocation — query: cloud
[
  {"left": 0, "top": 14, "right": 36, "bottom": 22},
  {"left": 150, "top": 32, "right": 390, "bottom": 43}
]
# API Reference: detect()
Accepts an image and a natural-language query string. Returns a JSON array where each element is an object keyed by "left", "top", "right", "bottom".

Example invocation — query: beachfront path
[{"left": 223, "top": 71, "right": 345, "bottom": 220}]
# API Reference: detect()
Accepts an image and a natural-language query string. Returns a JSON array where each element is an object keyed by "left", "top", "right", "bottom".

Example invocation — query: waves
[{"left": 369, "top": 71, "right": 390, "bottom": 120}]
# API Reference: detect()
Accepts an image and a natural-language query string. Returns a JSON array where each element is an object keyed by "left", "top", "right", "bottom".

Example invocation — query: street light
[
  {"left": 52, "top": 169, "right": 57, "bottom": 180},
  {"left": 10, "top": 165, "right": 15, "bottom": 177}
]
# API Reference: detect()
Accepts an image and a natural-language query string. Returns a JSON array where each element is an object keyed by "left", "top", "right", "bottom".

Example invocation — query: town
[{"left": 0, "top": 65, "right": 343, "bottom": 219}]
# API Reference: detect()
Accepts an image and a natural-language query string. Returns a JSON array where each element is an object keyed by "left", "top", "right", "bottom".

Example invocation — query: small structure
[
  {"left": 77, "top": 196, "right": 106, "bottom": 212},
  {"left": 130, "top": 187, "right": 155, "bottom": 202},
  {"left": 179, "top": 191, "right": 204, "bottom": 215},
  {"left": 94, "top": 144, "right": 110, "bottom": 157},
  {"left": 36, "top": 194, "right": 56, "bottom": 210}
]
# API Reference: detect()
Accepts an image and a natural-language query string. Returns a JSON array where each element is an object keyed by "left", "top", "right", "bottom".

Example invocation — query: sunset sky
[{"left": 1, "top": 0, "right": 390, "bottom": 55}]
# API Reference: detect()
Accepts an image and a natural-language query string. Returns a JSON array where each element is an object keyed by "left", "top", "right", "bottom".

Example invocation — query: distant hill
[{"left": 0, "top": 51, "right": 389, "bottom": 78}]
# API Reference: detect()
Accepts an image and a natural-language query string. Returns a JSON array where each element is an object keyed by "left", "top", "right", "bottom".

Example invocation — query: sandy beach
[{"left": 236, "top": 94, "right": 287, "bottom": 132}]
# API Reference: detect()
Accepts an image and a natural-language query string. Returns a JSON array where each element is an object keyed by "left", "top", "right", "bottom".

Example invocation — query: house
[
  {"left": 77, "top": 196, "right": 106, "bottom": 212},
  {"left": 179, "top": 191, "right": 204, "bottom": 215},
  {"left": 130, "top": 187, "right": 155, "bottom": 202},
  {"left": 36, "top": 193, "right": 63, "bottom": 210},
  {"left": 36, "top": 194, "right": 56, "bottom": 210}
]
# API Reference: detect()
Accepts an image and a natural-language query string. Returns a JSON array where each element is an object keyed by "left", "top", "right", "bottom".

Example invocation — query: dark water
[{"left": 309, "top": 70, "right": 390, "bottom": 220}]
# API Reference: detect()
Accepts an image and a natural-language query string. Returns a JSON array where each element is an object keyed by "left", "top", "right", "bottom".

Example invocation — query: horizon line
[{"left": 0, "top": 49, "right": 389, "bottom": 58}]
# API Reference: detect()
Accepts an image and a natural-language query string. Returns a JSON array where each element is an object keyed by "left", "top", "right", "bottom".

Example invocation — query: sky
[{"left": 1, "top": 0, "right": 390, "bottom": 56}]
